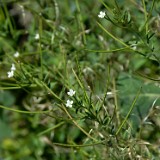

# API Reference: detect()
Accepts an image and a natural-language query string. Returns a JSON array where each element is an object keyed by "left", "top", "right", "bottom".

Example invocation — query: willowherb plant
[{"left": 0, "top": 0, "right": 159, "bottom": 159}]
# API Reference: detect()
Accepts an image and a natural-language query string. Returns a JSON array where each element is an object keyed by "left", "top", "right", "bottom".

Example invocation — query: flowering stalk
[
  {"left": 98, "top": 11, "right": 106, "bottom": 18},
  {"left": 65, "top": 89, "right": 76, "bottom": 108},
  {"left": 14, "top": 51, "right": 19, "bottom": 58},
  {"left": 7, "top": 63, "right": 16, "bottom": 78}
]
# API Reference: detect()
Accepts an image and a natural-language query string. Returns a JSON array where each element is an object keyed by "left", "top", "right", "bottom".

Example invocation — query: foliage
[{"left": 0, "top": 0, "right": 160, "bottom": 159}]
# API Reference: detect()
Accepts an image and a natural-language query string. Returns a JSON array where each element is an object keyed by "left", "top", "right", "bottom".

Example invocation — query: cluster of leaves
[{"left": 0, "top": 0, "right": 159, "bottom": 159}]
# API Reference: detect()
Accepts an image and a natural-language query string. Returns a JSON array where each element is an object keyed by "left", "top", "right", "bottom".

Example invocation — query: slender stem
[
  {"left": 62, "top": 105, "right": 97, "bottom": 142},
  {"left": 38, "top": 122, "right": 65, "bottom": 136},
  {"left": 75, "top": 0, "right": 86, "bottom": 45},
  {"left": 116, "top": 87, "right": 142, "bottom": 135},
  {"left": 97, "top": 22, "right": 129, "bottom": 48},
  {"left": 53, "top": 0, "right": 59, "bottom": 25},
  {"left": 72, "top": 68, "right": 89, "bottom": 104},
  {"left": 113, "top": 79, "right": 120, "bottom": 125},
  {"left": 141, "top": 0, "right": 148, "bottom": 34},
  {"left": 0, "top": 105, "right": 50, "bottom": 114},
  {"left": 53, "top": 140, "right": 105, "bottom": 148},
  {"left": 40, "top": 80, "right": 62, "bottom": 102},
  {"left": 85, "top": 47, "right": 130, "bottom": 53},
  {"left": 98, "top": 0, "right": 113, "bottom": 14},
  {"left": 38, "top": 17, "right": 43, "bottom": 80},
  {"left": 2, "top": 0, "right": 14, "bottom": 36}
]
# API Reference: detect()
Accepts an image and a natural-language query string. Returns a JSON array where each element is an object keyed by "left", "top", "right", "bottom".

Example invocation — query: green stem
[
  {"left": 2, "top": 0, "right": 14, "bottom": 36},
  {"left": 98, "top": 0, "right": 113, "bottom": 14},
  {"left": 38, "top": 17, "right": 43, "bottom": 80},
  {"left": 38, "top": 122, "right": 65, "bottom": 136},
  {"left": 141, "top": 0, "right": 148, "bottom": 34},
  {"left": 40, "top": 80, "right": 62, "bottom": 102},
  {"left": 85, "top": 47, "right": 130, "bottom": 53},
  {"left": 97, "top": 22, "right": 129, "bottom": 48},
  {"left": 62, "top": 105, "right": 97, "bottom": 142},
  {"left": 52, "top": 140, "right": 106, "bottom": 148},
  {"left": 0, "top": 105, "right": 50, "bottom": 114},
  {"left": 75, "top": 0, "right": 86, "bottom": 45},
  {"left": 115, "top": 87, "right": 142, "bottom": 135}
]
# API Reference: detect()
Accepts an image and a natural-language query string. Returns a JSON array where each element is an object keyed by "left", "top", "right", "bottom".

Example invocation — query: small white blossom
[
  {"left": 66, "top": 100, "right": 73, "bottom": 108},
  {"left": 132, "top": 45, "right": 137, "bottom": 50},
  {"left": 67, "top": 89, "right": 76, "bottom": 97},
  {"left": 11, "top": 64, "right": 16, "bottom": 71},
  {"left": 98, "top": 11, "right": 106, "bottom": 18},
  {"left": 14, "top": 51, "right": 19, "bottom": 57},
  {"left": 107, "top": 92, "right": 113, "bottom": 95},
  {"left": 35, "top": 33, "right": 40, "bottom": 40},
  {"left": 7, "top": 70, "right": 14, "bottom": 78}
]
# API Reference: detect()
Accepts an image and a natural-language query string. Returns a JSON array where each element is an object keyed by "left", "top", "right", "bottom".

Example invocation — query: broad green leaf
[{"left": 117, "top": 72, "right": 160, "bottom": 130}]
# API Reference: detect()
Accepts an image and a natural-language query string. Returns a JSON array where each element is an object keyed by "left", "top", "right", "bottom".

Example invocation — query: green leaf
[
  {"left": 0, "top": 91, "right": 15, "bottom": 106},
  {"left": 0, "top": 120, "right": 12, "bottom": 141},
  {"left": 117, "top": 72, "right": 160, "bottom": 130}
]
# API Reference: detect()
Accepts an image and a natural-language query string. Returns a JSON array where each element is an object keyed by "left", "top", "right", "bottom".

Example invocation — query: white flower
[
  {"left": 66, "top": 100, "right": 73, "bottom": 108},
  {"left": 11, "top": 63, "right": 16, "bottom": 71},
  {"left": 67, "top": 89, "right": 76, "bottom": 97},
  {"left": 7, "top": 70, "right": 14, "bottom": 78},
  {"left": 35, "top": 33, "right": 40, "bottom": 40},
  {"left": 98, "top": 11, "right": 106, "bottom": 18},
  {"left": 14, "top": 51, "right": 19, "bottom": 57},
  {"left": 107, "top": 92, "right": 113, "bottom": 95},
  {"left": 132, "top": 45, "right": 137, "bottom": 50}
]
